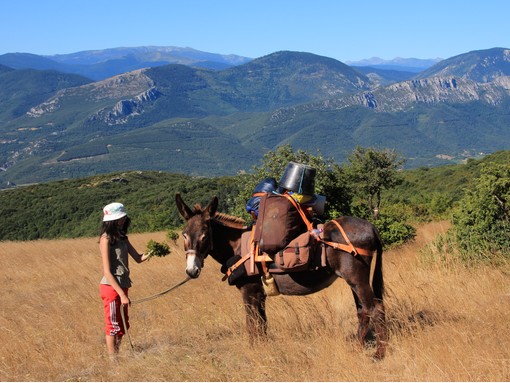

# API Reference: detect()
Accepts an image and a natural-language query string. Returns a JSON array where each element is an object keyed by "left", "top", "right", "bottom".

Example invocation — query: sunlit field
[{"left": 0, "top": 222, "right": 509, "bottom": 381}]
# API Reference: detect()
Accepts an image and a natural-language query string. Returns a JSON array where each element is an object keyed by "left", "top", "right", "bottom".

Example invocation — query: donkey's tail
[{"left": 371, "top": 229, "right": 384, "bottom": 301}]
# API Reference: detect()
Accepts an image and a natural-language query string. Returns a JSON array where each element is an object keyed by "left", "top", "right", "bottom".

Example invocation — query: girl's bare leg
[{"left": 105, "top": 335, "right": 121, "bottom": 354}]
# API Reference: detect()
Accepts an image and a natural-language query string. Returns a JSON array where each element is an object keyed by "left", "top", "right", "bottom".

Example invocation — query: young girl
[{"left": 99, "top": 202, "right": 149, "bottom": 355}]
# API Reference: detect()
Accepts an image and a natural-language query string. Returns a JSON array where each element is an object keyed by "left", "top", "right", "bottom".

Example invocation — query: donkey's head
[{"left": 175, "top": 193, "right": 218, "bottom": 278}]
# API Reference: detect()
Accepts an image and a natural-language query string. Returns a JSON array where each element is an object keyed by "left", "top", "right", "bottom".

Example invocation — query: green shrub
[
  {"left": 372, "top": 214, "right": 416, "bottom": 248},
  {"left": 452, "top": 162, "right": 510, "bottom": 261},
  {"left": 166, "top": 230, "right": 180, "bottom": 244}
]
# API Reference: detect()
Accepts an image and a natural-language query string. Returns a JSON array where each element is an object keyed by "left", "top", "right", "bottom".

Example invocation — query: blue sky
[{"left": 1, "top": 0, "right": 509, "bottom": 62}]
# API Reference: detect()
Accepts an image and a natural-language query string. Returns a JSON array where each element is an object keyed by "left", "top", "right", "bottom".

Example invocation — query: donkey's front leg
[{"left": 240, "top": 281, "right": 267, "bottom": 342}]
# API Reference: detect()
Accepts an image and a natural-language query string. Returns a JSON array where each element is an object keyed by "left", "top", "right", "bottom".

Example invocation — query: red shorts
[{"left": 100, "top": 284, "right": 129, "bottom": 336}]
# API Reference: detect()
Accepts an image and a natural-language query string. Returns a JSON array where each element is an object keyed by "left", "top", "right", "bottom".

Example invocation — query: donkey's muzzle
[{"left": 185, "top": 250, "right": 202, "bottom": 278}]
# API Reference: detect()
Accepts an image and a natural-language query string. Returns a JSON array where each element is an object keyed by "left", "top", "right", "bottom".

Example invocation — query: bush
[
  {"left": 452, "top": 163, "right": 510, "bottom": 261},
  {"left": 372, "top": 214, "right": 416, "bottom": 248},
  {"left": 166, "top": 230, "right": 180, "bottom": 244}
]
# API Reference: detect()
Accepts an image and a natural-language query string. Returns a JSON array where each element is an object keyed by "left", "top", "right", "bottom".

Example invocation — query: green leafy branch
[{"left": 145, "top": 239, "right": 171, "bottom": 259}]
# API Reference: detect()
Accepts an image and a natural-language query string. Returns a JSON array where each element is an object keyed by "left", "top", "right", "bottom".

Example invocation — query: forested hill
[{"left": 1, "top": 150, "right": 508, "bottom": 242}]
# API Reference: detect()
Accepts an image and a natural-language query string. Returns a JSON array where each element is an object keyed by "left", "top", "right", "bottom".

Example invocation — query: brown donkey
[{"left": 175, "top": 193, "right": 388, "bottom": 359}]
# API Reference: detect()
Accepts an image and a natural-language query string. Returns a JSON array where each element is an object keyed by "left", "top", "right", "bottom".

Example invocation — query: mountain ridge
[
  {"left": 0, "top": 46, "right": 253, "bottom": 81},
  {"left": 47, "top": 46, "right": 251, "bottom": 66},
  {"left": 347, "top": 56, "right": 442, "bottom": 72},
  {"left": 0, "top": 46, "right": 441, "bottom": 80},
  {"left": 415, "top": 47, "right": 510, "bottom": 82},
  {"left": 1, "top": 47, "right": 510, "bottom": 187}
]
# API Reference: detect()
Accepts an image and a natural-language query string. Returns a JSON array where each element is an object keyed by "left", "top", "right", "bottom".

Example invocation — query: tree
[
  {"left": 231, "top": 144, "right": 352, "bottom": 220},
  {"left": 453, "top": 162, "right": 510, "bottom": 258},
  {"left": 345, "top": 146, "right": 405, "bottom": 220}
]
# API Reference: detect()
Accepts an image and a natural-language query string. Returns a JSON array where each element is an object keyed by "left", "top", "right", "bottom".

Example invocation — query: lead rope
[{"left": 120, "top": 276, "right": 191, "bottom": 352}]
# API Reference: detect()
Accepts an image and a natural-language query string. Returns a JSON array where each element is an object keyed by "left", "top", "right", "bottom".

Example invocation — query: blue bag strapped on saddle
[{"left": 245, "top": 177, "right": 278, "bottom": 219}]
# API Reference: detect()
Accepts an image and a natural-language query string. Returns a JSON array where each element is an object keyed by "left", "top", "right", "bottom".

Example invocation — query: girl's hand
[{"left": 120, "top": 293, "right": 130, "bottom": 306}]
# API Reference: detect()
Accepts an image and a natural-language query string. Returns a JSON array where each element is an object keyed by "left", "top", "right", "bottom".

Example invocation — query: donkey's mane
[{"left": 212, "top": 212, "right": 247, "bottom": 230}]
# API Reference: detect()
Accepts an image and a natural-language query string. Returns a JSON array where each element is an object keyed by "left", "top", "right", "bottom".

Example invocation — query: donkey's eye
[
  {"left": 182, "top": 233, "right": 188, "bottom": 240},
  {"left": 199, "top": 233, "right": 206, "bottom": 241}
]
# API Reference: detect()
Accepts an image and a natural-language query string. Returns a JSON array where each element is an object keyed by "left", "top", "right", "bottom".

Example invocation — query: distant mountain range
[
  {"left": 346, "top": 56, "right": 443, "bottom": 72},
  {"left": 0, "top": 46, "right": 252, "bottom": 80},
  {"left": 0, "top": 46, "right": 443, "bottom": 81},
  {"left": 0, "top": 46, "right": 509, "bottom": 188}
]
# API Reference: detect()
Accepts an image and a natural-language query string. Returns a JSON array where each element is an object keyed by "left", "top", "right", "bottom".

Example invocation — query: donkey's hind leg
[
  {"left": 371, "top": 298, "right": 388, "bottom": 360},
  {"left": 351, "top": 289, "right": 371, "bottom": 346},
  {"left": 348, "top": 281, "right": 387, "bottom": 359}
]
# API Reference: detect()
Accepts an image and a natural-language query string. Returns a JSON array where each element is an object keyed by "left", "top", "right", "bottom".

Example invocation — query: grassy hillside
[{"left": 1, "top": 222, "right": 509, "bottom": 380}]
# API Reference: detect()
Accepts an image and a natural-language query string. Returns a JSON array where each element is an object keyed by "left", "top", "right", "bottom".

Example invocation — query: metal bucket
[
  {"left": 303, "top": 194, "right": 326, "bottom": 216},
  {"left": 278, "top": 162, "right": 316, "bottom": 195}
]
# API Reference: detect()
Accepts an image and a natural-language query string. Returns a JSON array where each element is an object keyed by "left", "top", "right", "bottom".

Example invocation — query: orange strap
[
  {"left": 248, "top": 227, "right": 256, "bottom": 274},
  {"left": 222, "top": 252, "right": 251, "bottom": 281},
  {"left": 280, "top": 193, "right": 314, "bottom": 231},
  {"left": 223, "top": 227, "right": 256, "bottom": 281},
  {"left": 260, "top": 255, "right": 270, "bottom": 277},
  {"left": 322, "top": 220, "right": 373, "bottom": 257}
]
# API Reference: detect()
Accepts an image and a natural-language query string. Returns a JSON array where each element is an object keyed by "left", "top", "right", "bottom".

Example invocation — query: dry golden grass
[{"left": 0, "top": 222, "right": 509, "bottom": 381}]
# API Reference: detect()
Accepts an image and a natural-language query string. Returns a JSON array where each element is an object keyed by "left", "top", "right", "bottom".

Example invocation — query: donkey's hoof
[{"left": 372, "top": 348, "right": 386, "bottom": 361}]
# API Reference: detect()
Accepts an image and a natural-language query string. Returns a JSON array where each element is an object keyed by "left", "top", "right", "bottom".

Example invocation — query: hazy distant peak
[
  {"left": 46, "top": 46, "right": 252, "bottom": 66},
  {"left": 347, "top": 57, "right": 443, "bottom": 69}
]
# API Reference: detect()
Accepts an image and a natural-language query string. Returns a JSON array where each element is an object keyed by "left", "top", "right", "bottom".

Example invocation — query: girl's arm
[
  {"left": 127, "top": 240, "right": 149, "bottom": 263},
  {"left": 100, "top": 235, "right": 130, "bottom": 305}
]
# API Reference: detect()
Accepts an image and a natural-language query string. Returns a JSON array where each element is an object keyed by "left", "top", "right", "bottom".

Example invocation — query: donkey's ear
[
  {"left": 204, "top": 196, "right": 218, "bottom": 219},
  {"left": 175, "top": 193, "right": 194, "bottom": 221}
]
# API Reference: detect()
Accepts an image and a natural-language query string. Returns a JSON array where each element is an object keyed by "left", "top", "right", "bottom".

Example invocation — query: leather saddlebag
[
  {"left": 254, "top": 193, "right": 307, "bottom": 254},
  {"left": 271, "top": 231, "right": 322, "bottom": 272}
]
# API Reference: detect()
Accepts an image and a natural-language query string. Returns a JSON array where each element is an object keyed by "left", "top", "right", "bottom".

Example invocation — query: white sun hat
[{"left": 103, "top": 202, "right": 127, "bottom": 221}]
